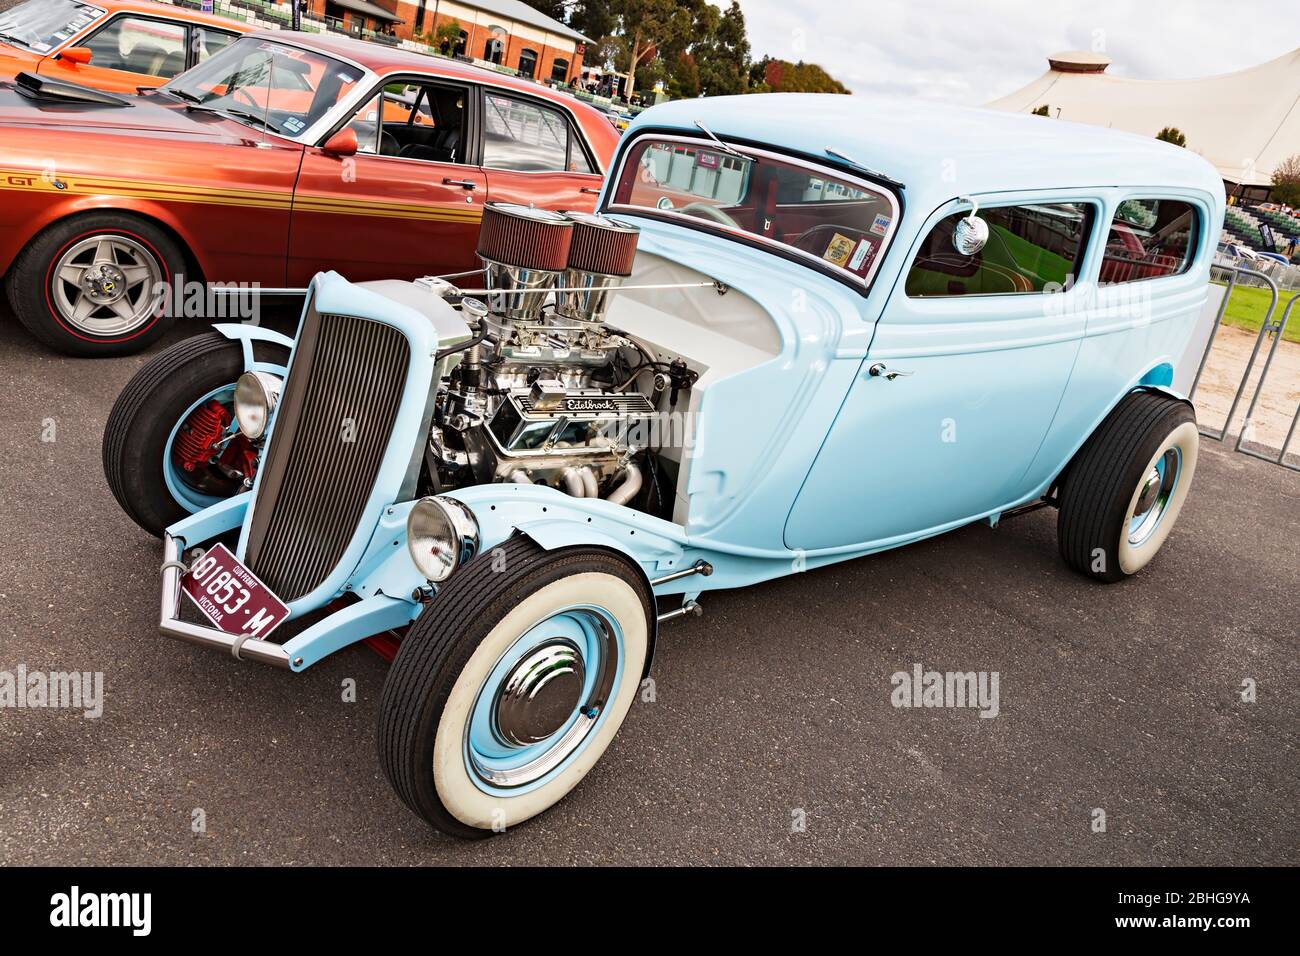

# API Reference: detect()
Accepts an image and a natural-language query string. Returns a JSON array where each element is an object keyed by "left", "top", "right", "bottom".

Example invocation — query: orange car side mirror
[
  {"left": 59, "top": 47, "right": 93, "bottom": 65},
  {"left": 322, "top": 127, "right": 358, "bottom": 158}
]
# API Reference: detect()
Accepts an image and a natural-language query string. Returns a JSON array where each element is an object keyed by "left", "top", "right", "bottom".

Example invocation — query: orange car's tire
[{"left": 7, "top": 213, "right": 185, "bottom": 357}]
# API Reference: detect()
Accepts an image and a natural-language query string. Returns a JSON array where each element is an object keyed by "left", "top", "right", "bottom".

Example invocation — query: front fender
[
  {"left": 447, "top": 484, "right": 692, "bottom": 680},
  {"left": 212, "top": 322, "right": 294, "bottom": 377}
]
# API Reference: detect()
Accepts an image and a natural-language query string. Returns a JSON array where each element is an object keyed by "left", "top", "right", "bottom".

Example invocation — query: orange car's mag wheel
[
  {"left": 7, "top": 212, "right": 184, "bottom": 357},
  {"left": 378, "top": 536, "right": 652, "bottom": 839},
  {"left": 102, "top": 332, "right": 288, "bottom": 538},
  {"left": 1058, "top": 391, "right": 1198, "bottom": 583}
]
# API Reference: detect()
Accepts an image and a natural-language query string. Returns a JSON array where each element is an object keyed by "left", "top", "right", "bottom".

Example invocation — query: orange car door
[
  {"left": 478, "top": 89, "right": 604, "bottom": 212},
  {"left": 287, "top": 81, "right": 486, "bottom": 286},
  {"left": 40, "top": 13, "right": 188, "bottom": 92}
]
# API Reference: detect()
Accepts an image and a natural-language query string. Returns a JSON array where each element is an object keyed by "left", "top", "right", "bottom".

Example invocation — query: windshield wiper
[
  {"left": 220, "top": 106, "right": 280, "bottom": 133},
  {"left": 164, "top": 87, "right": 203, "bottom": 103},
  {"left": 0, "top": 31, "right": 29, "bottom": 45}
]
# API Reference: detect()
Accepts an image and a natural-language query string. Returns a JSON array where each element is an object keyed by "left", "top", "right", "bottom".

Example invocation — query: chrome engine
[{"left": 425, "top": 203, "right": 670, "bottom": 505}]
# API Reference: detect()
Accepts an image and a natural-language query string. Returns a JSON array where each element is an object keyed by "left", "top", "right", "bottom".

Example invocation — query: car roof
[
  {"left": 96, "top": 0, "right": 250, "bottom": 30},
  {"left": 254, "top": 30, "right": 595, "bottom": 115},
  {"left": 630, "top": 93, "right": 1226, "bottom": 206}
]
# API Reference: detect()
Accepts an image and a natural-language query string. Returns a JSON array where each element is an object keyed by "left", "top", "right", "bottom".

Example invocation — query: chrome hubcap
[
  {"left": 493, "top": 639, "right": 586, "bottom": 746},
  {"left": 465, "top": 606, "right": 621, "bottom": 791},
  {"left": 52, "top": 234, "right": 163, "bottom": 336},
  {"left": 1128, "top": 448, "right": 1180, "bottom": 546}
]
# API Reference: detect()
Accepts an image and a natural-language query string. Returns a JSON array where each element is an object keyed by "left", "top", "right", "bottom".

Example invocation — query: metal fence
[{"left": 1190, "top": 266, "right": 1299, "bottom": 470}]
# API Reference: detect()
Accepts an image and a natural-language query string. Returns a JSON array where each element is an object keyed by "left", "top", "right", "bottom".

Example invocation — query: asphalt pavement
[{"left": 0, "top": 305, "right": 1296, "bottom": 866}]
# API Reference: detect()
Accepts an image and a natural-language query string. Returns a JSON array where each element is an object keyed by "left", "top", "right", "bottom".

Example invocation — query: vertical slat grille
[{"left": 244, "top": 309, "right": 410, "bottom": 602}]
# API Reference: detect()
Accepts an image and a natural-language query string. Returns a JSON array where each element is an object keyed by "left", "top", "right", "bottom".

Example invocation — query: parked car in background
[
  {"left": 0, "top": 29, "right": 620, "bottom": 355},
  {"left": 1215, "top": 240, "right": 1258, "bottom": 266},
  {"left": 0, "top": 0, "right": 248, "bottom": 91},
  {"left": 102, "top": 93, "right": 1223, "bottom": 837},
  {"left": 1255, "top": 250, "right": 1289, "bottom": 265}
]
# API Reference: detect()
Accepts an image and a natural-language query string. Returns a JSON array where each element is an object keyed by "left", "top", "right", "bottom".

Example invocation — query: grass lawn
[{"left": 1212, "top": 282, "right": 1300, "bottom": 344}]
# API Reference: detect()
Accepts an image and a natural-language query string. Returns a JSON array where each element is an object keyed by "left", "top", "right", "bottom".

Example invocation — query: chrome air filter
[
  {"left": 556, "top": 212, "right": 641, "bottom": 324},
  {"left": 563, "top": 211, "right": 640, "bottom": 277},
  {"left": 477, "top": 202, "right": 573, "bottom": 321}
]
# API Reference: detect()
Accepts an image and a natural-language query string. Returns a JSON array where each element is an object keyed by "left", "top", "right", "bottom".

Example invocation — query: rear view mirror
[
  {"left": 59, "top": 47, "right": 93, "bottom": 65},
  {"left": 322, "top": 127, "right": 358, "bottom": 158},
  {"left": 952, "top": 197, "right": 989, "bottom": 256}
]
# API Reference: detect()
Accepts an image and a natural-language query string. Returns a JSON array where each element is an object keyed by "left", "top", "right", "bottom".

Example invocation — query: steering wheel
[
  {"left": 233, "top": 87, "right": 264, "bottom": 112},
  {"left": 680, "top": 202, "right": 740, "bottom": 229}
]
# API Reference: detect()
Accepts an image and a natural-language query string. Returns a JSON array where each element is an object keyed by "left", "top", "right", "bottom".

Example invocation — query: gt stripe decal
[{"left": 0, "top": 168, "right": 485, "bottom": 223}]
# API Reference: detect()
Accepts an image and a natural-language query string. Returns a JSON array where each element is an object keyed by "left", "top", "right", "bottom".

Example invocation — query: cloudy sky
[{"left": 733, "top": 0, "right": 1300, "bottom": 104}]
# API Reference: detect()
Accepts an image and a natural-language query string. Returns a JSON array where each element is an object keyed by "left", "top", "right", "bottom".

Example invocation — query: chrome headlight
[
  {"left": 232, "top": 371, "right": 282, "bottom": 440},
  {"left": 407, "top": 496, "right": 480, "bottom": 582}
]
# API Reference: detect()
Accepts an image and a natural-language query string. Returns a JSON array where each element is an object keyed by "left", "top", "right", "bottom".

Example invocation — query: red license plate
[{"left": 180, "top": 543, "right": 289, "bottom": 640}]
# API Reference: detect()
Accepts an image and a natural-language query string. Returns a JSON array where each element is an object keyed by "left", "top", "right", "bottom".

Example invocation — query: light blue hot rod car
[{"left": 104, "top": 93, "right": 1224, "bottom": 838}]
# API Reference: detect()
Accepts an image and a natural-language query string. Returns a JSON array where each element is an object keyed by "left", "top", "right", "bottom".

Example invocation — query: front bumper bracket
[{"left": 159, "top": 533, "right": 291, "bottom": 669}]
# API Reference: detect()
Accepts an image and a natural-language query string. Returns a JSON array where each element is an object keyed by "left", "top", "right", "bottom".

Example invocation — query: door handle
[
  {"left": 443, "top": 178, "right": 477, "bottom": 190},
  {"left": 580, "top": 186, "right": 601, "bottom": 195},
  {"left": 868, "top": 362, "right": 913, "bottom": 381}
]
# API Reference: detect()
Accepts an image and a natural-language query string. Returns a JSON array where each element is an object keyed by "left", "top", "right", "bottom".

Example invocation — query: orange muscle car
[
  {"left": 0, "top": 0, "right": 250, "bottom": 93},
  {"left": 0, "top": 30, "right": 620, "bottom": 355}
]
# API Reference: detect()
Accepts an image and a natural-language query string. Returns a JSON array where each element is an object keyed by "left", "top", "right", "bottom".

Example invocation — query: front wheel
[
  {"left": 378, "top": 536, "right": 653, "bottom": 838},
  {"left": 102, "top": 332, "right": 288, "bottom": 537},
  {"left": 1057, "top": 391, "right": 1198, "bottom": 582},
  {"left": 7, "top": 213, "right": 185, "bottom": 356}
]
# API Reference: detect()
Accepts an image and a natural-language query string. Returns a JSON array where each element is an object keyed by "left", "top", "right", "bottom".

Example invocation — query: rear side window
[
  {"left": 483, "top": 93, "right": 577, "bottom": 172},
  {"left": 1099, "top": 199, "right": 1198, "bottom": 284},
  {"left": 906, "top": 202, "right": 1093, "bottom": 297}
]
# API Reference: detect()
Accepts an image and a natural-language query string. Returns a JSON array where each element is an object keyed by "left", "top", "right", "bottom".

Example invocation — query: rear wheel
[
  {"left": 7, "top": 213, "right": 184, "bottom": 357},
  {"left": 102, "top": 332, "right": 287, "bottom": 537},
  {"left": 378, "top": 536, "right": 652, "bottom": 838},
  {"left": 1057, "top": 392, "right": 1198, "bottom": 582}
]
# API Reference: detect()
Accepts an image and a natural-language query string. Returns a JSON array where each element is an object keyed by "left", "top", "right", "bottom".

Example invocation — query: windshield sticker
[
  {"left": 695, "top": 151, "right": 720, "bottom": 170},
  {"left": 823, "top": 233, "right": 857, "bottom": 268},
  {"left": 283, "top": 117, "right": 305, "bottom": 133},
  {"left": 848, "top": 239, "right": 876, "bottom": 275},
  {"left": 870, "top": 213, "right": 891, "bottom": 236},
  {"left": 30, "top": 41, "right": 52, "bottom": 52},
  {"left": 338, "top": 73, "right": 357, "bottom": 84}
]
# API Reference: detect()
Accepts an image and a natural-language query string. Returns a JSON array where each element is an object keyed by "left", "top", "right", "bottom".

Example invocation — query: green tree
[
  {"left": 692, "top": 1, "right": 749, "bottom": 96},
  {"left": 1156, "top": 126, "right": 1187, "bottom": 147},
  {"left": 1272, "top": 154, "right": 1300, "bottom": 207},
  {"left": 749, "top": 56, "right": 848, "bottom": 94}
]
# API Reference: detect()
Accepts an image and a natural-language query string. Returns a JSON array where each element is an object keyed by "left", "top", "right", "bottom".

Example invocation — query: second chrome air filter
[{"left": 556, "top": 211, "right": 641, "bottom": 324}]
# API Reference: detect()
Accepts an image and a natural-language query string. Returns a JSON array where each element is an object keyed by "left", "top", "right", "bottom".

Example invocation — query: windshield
[
  {"left": 162, "top": 37, "right": 361, "bottom": 139},
  {"left": 608, "top": 135, "right": 901, "bottom": 289},
  {"left": 0, "top": 0, "right": 105, "bottom": 53}
]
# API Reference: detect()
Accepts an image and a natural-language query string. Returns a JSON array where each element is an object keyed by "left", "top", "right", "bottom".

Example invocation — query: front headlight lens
[
  {"left": 407, "top": 496, "right": 480, "bottom": 582},
  {"left": 232, "top": 371, "right": 282, "bottom": 440}
]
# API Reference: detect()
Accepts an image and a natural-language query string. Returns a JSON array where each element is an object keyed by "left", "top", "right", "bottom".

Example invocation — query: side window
[
  {"left": 1099, "top": 199, "right": 1198, "bottom": 285},
  {"left": 906, "top": 202, "right": 1093, "bottom": 297},
  {"left": 568, "top": 135, "right": 595, "bottom": 174},
  {"left": 194, "top": 27, "right": 237, "bottom": 65},
  {"left": 83, "top": 16, "right": 187, "bottom": 77},
  {"left": 482, "top": 93, "right": 571, "bottom": 172},
  {"left": 343, "top": 92, "right": 383, "bottom": 155}
]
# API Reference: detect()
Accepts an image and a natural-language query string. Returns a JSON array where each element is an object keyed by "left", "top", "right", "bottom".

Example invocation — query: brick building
[{"left": 310, "top": 0, "right": 588, "bottom": 85}]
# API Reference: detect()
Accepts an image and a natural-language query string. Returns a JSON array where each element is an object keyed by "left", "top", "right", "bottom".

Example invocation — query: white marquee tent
[{"left": 987, "top": 49, "right": 1300, "bottom": 200}]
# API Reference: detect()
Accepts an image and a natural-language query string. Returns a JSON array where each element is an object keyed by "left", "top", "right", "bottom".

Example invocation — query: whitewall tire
[
  {"left": 378, "top": 536, "right": 652, "bottom": 838},
  {"left": 1058, "top": 392, "right": 1198, "bottom": 583}
]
